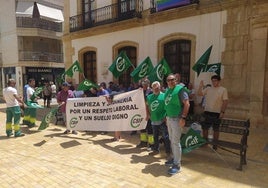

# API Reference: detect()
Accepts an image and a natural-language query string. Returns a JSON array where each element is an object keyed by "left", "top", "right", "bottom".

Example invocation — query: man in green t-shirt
[
  {"left": 164, "top": 74, "right": 190, "bottom": 175},
  {"left": 146, "top": 81, "right": 171, "bottom": 158}
]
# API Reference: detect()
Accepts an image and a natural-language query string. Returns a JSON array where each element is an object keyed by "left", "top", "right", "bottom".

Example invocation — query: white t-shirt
[
  {"left": 27, "top": 87, "right": 35, "bottom": 101},
  {"left": 51, "top": 84, "right": 56, "bottom": 94},
  {"left": 203, "top": 86, "right": 228, "bottom": 113},
  {"left": 3, "top": 86, "right": 19, "bottom": 107}
]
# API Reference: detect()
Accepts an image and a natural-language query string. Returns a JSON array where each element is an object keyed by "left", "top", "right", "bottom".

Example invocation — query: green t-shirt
[
  {"left": 164, "top": 85, "right": 184, "bottom": 117},
  {"left": 147, "top": 92, "right": 166, "bottom": 121}
]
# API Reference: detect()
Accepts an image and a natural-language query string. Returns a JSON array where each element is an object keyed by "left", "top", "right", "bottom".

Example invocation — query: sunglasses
[{"left": 167, "top": 78, "right": 175, "bottom": 82}]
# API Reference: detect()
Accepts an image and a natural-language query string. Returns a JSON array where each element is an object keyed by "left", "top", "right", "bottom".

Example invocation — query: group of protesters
[{"left": 2, "top": 72, "right": 228, "bottom": 175}]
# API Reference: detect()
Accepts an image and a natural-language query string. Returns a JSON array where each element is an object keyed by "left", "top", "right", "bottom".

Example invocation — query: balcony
[
  {"left": 150, "top": 0, "right": 199, "bottom": 13},
  {"left": 16, "top": 17, "right": 62, "bottom": 32},
  {"left": 19, "top": 51, "right": 63, "bottom": 63},
  {"left": 70, "top": 0, "right": 143, "bottom": 32}
]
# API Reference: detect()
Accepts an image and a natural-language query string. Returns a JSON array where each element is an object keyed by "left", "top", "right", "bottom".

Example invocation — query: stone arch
[
  {"left": 158, "top": 32, "right": 196, "bottom": 83},
  {"left": 78, "top": 46, "right": 97, "bottom": 82},
  {"left": 113, "top": 41, "right": 139, "bottom": 59}
]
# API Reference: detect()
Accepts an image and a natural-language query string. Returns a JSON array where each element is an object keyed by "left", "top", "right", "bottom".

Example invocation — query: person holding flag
[
  {"left": 164, "top": 74, "right": 190, "bottom": 175},
  {"left": 198, "top": 75, "right": 228, "bottom": 150},
  {"left": 57, "top": 82, "right": 77, "bottom": 135},
  {"left": 22, "top": 78, "right": 40, "bottom": 127},
  {"left": 136, "top": 79, "right": 153, "bottom": 149}
]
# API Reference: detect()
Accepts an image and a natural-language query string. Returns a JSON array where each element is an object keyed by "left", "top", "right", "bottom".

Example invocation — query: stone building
[
  {"left": 0, "top": 0, "right": 65, "bottom": 94},
  {"left": 62, "top": 0, "right": 267, "bottom": 127}
]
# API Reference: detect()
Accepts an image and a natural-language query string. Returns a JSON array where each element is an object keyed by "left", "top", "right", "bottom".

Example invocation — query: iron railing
[
  {"left": 19, "top": 51, "right": 63, "bottom": 63},
  {"left": 70, "top": 0, "right": 143, "bottom": 32},
  {"left": 16, "top": 17, "right": 62, "bottom": 32}
]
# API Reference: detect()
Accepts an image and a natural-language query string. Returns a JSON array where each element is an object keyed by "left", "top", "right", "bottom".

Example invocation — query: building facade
[
  {"left": 63, "top": 0, "right": 268, "bottom": 127},
  {"left": 0, "top": 0, "right": 65, "bottom": 95}
]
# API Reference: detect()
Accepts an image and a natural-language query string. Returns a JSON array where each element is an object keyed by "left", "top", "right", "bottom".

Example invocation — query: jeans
[
  {"left": 166, "top": 117, "right": 182, "bottom": 166},
  {"left": 152, "top": 122, "right": 171, "bottom": 154}
]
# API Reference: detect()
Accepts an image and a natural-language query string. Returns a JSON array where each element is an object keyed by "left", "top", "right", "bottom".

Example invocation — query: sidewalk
[{"left": 0, "top": 102, "right": 267, "bottom": 188}]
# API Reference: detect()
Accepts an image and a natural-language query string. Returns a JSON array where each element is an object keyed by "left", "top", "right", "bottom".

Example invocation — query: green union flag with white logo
[
  {"left": 38, "top": 107, "right": 58, "bottom": 130},
  {"left": 30, "top": 86, "right": 43, "bottom": 102},
  {"left": 181, "top": 128, "right": 207, "bottom": 154},
  {"left": 148, "top": 58, "right": 172, "bottom": 82},
  {"left": 77, "top": 79, "right": 98, "bottom": 91},
  {"left": 65, "top": 60, "right": 83, "bottom": 77},
  {"left": 204, "top": 63, "right": 221, "bottom": 75},
  {"left": 130, "top": 56, "right": 153, "bottom": 83},
  {"left": 109, "top": 51, "right": 132, "bottom": 78}
]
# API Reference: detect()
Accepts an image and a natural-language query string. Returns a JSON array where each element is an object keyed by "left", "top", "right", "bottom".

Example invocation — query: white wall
[
  {"left": 71, "top": 11, "right": 227, "bottom": 85},
  {"left": 0, "top": 0, "right": 19, "bottom": 65}
]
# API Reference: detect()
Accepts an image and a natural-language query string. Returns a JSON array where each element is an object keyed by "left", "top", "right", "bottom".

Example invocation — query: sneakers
[
  {"left": 72, "top": 130, "right": 78, "bottom": 135},
  {"left": 6, "top": 130, "right": 13, "bottom": 137},
  {"left": 168, "top": 165, "right": 181, "bottom": 175},
  {"left": 165, "top": 159, "right": 174, "bottom": 167},
  {"left": 15, "top": 131, "right": 25, "bottom": 137},
  {"left": 136, "top": 141, "right": 147, "bottom": 148},
  {"left": 149, "top": 149, "right": 160, "bottom": 156},
  {"left": 111, "top": 137, "right": 120, "bottom": 142},
  {"left": 64, "top": 130, "right": 78, "bottom": 134},
  {"left": 63, "top": 130, "right": 70, "bottom": 134}
]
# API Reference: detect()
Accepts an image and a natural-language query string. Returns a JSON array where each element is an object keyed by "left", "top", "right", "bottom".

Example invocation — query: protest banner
[{"left": 66, "top": 89, "right": 147, "bottom": 131}]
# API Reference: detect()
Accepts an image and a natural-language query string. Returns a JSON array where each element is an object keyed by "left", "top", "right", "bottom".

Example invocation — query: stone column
[{"left": 249, "top": 26, "right": 268, "bottom": 127}]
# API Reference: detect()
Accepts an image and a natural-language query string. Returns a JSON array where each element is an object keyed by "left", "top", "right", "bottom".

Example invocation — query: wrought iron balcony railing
[
  {"left": 16, "top": 17, "right": 62, "bottom": 32},
  {"left": 70, "top": 0, "right": 143, "bottom": 32},
  {"left": 19, "top": 51, "right": 63, "bottom": 63}
]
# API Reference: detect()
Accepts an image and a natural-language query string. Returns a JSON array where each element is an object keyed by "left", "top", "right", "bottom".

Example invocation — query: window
[
  {"left": 164, "top": 40, "right": 191, "bottom": 84},
  {"left": 82, "top": 0, "right": 95, "bottom": 27},
  {"left": 118, "top": 46, "right": 137, "bottom": 88},
  {"left": 83, "top": 51, "right": 97, "bottom": 83}
]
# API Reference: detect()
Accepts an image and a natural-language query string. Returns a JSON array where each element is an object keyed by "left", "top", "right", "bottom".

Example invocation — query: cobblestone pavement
[{"left": 0, "top": 100, "right": 267, "bottom": 188}]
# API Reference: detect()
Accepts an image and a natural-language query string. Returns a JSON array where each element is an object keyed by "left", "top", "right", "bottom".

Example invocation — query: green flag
[
  {"left": 26, "top": 101, "right": 43, "bottom": 109},
  {"left": 130, "top": 57, "right": 154, "bottom": 82},
  {"left": 108, "top": 51, "right": 132, "bottom": 78},
  {"left": 56, "top": 73, "right": 65, "bottom": 85},
  {"left": 38, "top": 107, "right": 58, "bottom": 130},
  {"left": 77, "top": 79, "right": 98, "bottom": 91},
  {"left": 65, "top": 60, "right": 83, "bottom": 77},
  {"left": 181, "top": 128, "right": 207, "bottom": 154},
  {"left": 192, "top": 45, "right": 213, "bottom": 76},
  {"left": 148, "top": 58, "right": 172, "bottom": 82},
  {"left": 30, "top": 86, "right": 43, "bottom": 101},
  {"left": 203, "top": 63, "right": 221, "bottom": 75}
]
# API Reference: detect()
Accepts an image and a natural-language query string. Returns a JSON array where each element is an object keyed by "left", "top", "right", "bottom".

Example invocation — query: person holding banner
[
  {"left": 3, "top": 79, "right": 26, "bottom": 137},
  {"left": 136, "top": 79, "right": 153, "bottom": 149},
  {"left": 57, "top": 82, "right": 77, "bottom": 135},
  {"left": 164, "top": 74, "right": 190, "bottom": 175},
  {"left": 146, "top": 81, "right": 171, "bottom": 157},
  {"left": 198, "top": 75, "right": 228, "bottom": 150}
]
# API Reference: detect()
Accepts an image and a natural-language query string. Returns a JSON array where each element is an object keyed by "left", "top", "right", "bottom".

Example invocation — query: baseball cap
[{"left": 62, "top": 82, "right": 71, "bottom": 87}]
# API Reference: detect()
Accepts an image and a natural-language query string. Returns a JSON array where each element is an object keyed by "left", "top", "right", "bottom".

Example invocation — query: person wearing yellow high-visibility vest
[{"left": 136, "top": 79, "right": 154, "bottom": 149}]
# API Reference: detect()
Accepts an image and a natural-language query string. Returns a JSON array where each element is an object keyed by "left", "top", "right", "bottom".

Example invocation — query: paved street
[{"left": 0, "top": 100, "right": 267, "bottom": 188}]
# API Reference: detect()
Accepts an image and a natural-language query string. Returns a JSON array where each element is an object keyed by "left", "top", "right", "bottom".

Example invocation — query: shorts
[
  {"left": 44, "top": 95, "right": 52, "bottom": 101},
  {"left": 201, "top": 111, "right": 221, "bottom": 131}
]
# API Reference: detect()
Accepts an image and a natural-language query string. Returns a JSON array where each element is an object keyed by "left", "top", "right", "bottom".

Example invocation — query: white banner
[{"left": 66, "top": 89, "right": 147, "bottom": 131}]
